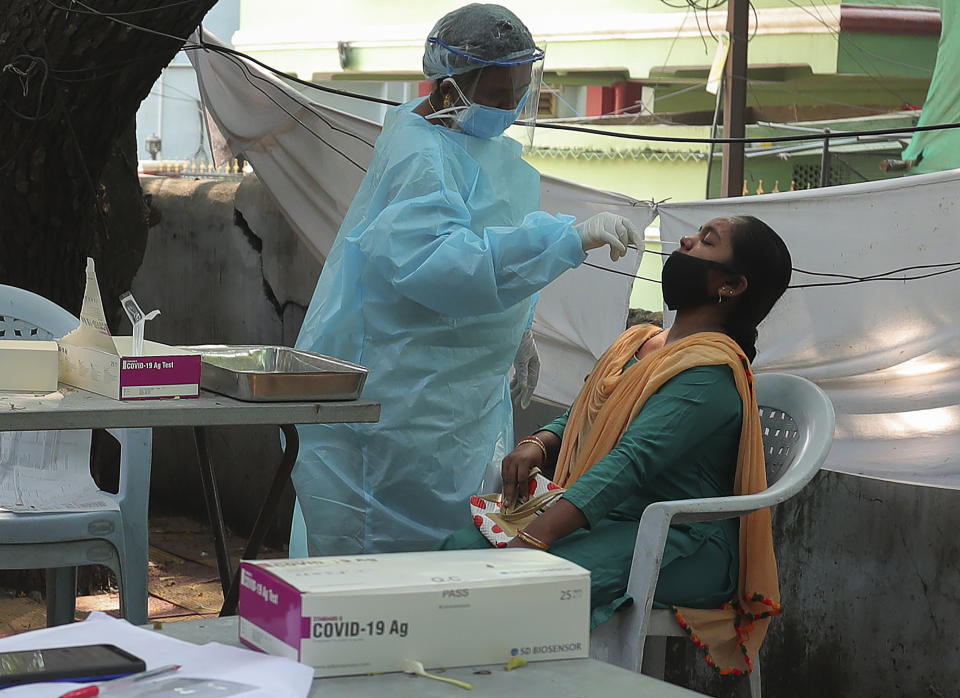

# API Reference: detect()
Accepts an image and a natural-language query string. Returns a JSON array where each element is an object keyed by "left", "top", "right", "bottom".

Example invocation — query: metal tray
[{"left": 181, "top": 345, "right": 368, "bottom": 402}]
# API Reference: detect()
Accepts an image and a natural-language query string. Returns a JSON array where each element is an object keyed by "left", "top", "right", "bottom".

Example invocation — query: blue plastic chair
[
  {"left": 0, "top": 285, "right": 152, "bottom": 626},
  {"left": 589, "top": 372, "right": 836, "bottom": 698}
]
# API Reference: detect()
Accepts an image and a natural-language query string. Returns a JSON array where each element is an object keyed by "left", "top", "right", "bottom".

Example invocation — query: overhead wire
[
  {"left": 27, "top": 2, "right": 109, "bottom": 238},
  {"left": 792, "top": 260, "right": 960, "bottom": 282},
  {"left": 150, "top": 78, "right": 200, "bottom": 103},
  {"left": 186, "top": 43, "right": 951, "bottom": 145},
  {"left": 691, "top": 8, "right": 710, "bottom": 52},
  {"left": 0, "top": 54, "right": 54, "bottom": 122},
  {"left": 38, "top": 0, "right": 950, "bottom": 146},
  {"left": 788, "top": 265, "right": 960, "bottom": 288},
  {"left": 532, "top": 118, "right": 957, "bottom": 145},
  {"left": 188, "top": 49, "right": 379, "bottom": 152},
  {"left": 40, "top": 0, "right": 375, "bottom": 170},
  {"left": 728, "top": 71, "right": 899, "bottom": 115},
  {"left": 190, "top": 45, "right": 373, "bottom": 171},
  {"left": 45, "top": 0, "right": 203, "bottom": 16},
  {"left": 583, "top": 261, "right": 661, "bottom": 283},
  {"left": 659, "top": 0, "right": 728, "bottom": 11},
  {"left": 186, "top": 44, "right": 398, "bottom": 106},
  {"left": 539, "top": 81, "right": 585, "bottom": 119},
  {"left": 184, "top": 52, "right": 956, "bottom": 292},
  {"left": 0, "top": 38, "right": 53, "bottom": 170},
  {"left": 147, "top": 90, "right": 197, "bottom": 103},
  {"left": 658, "top": 5, "right": 692, "bottom": 83},
  {"left": 45, "top": 0, "right": 199, "bottom": 44},
  {"left": 32, "top": 1, "right": 958, "bottom": 291},
  {"left": 586, "top": 246, "right": 960, "bottom": 289}
]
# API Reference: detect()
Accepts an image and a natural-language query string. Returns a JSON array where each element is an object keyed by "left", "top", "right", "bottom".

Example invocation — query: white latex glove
[
  {"left": 574, "top": 212, "right": 644, "bottom": 262},
  {"left": 510, "top": 329, "right": 540, "bottom": 410}
]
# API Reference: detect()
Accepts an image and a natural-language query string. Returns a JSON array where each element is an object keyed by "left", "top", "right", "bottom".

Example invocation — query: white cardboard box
[
  {"left": 238, "top": 549, "right": 591, "bottom": 677},
  {"left": 59, "top": 336, "right": 201, "bottom": 401},
  {"left": 57, "top": 259, "right": 200, "bottom": 400},
  {"left": 0, "top": 340, "right": 59, "bottom": 392}
]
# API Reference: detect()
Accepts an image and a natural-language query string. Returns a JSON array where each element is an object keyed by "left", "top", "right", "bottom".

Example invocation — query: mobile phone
[{"left": 0, "top": 643, "right": 146, "bottom": 687}]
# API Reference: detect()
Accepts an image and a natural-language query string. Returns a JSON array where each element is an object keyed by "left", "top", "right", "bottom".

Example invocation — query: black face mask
[{"left": 661, "top": 251, "right": 740, "bottom": 310}]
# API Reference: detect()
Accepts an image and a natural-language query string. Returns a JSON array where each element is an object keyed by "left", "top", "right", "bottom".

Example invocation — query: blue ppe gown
[{"left": 291, "top": 98, "right": 586, "bottom": 555}]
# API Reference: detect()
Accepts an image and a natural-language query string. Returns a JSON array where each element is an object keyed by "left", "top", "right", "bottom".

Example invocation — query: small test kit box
[
  {"left": 0, "top": 340, "right": 59, "bottom": 392},
  {"left": 238, "top": 549, "right": 591, "bottom": 677},
  {"left": 57, "top": 259, "right": 201, "bottom": 400}
]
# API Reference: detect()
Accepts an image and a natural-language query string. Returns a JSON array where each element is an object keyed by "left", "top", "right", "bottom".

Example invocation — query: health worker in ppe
[{"left": 290, "top": 3, "right": 644, "bottom": 556}]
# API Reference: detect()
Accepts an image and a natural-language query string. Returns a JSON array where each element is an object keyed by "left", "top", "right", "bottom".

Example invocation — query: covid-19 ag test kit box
[
  {"left": 238, "top": 549, "right": 590, "bottom": 677},
  {"left": 57, "top": 259, "right": 200, "bottom": 400}
]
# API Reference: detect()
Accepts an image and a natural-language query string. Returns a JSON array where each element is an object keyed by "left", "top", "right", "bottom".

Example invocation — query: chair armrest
[
  {"left": 616, "top": 485, "right": 789, "bottom": 665},
  {"left": 654, "top": 492, "right": 778, "bottom": 524},
  {"left": 622, "top": 474, "right": 811, "bottom": 606},
  {"left": 106, "top": 428, "right": 152, "bottom": 505},
  {"left": 655, "top": 446, "right": 827, "bottom": 524}
]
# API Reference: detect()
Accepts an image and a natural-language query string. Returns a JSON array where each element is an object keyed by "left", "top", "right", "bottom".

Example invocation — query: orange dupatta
[{"left": 553, "top": 324, "right": 780, "bottom": 674}]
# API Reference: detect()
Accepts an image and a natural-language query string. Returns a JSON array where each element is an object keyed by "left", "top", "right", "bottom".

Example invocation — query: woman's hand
[
  {"left": 506, "top": 536, "right": 536, "bottom": 549},
  {"left": 501, "top": 443, "right": 544, "bottom": 509},
  {"left": 504, "top": 500, "right": 590, "bottom": 551}
]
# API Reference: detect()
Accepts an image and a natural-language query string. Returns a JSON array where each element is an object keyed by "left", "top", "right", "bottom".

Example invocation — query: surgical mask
[
  {"left": 438, "top": 78, "right": 529, "bottom": 139},
  {"left": 458, "top": 91, "right": 529, "bottom": 138},
  {"left": 661, "top": 252, "right": 741, "bottom": 310}
]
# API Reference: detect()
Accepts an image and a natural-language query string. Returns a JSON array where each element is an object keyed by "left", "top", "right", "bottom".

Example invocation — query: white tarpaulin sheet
[
  {"left": 189, "top": 32, "right": 960, "bottom": 489},
  {"left": 659, "top": 171, "right": 960, "bottom": 488},
  {"left": 188, "top": 32, "right": 653, "bottom": 407}
]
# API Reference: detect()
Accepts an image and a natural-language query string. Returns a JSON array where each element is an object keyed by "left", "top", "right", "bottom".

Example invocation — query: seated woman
[{"left": 441, "top": 215, "right": 792, "bottom": 674}]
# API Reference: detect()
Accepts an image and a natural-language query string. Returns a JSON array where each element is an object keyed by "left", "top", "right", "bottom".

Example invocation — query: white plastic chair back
[
  {"left": 0, "top": 285, "right": 79, "bottom": 339},
  {"left": 0, "top": 284, "right": 152, "bottom": 625},
  {"left": 589, "top": 372, "right": 836, "bottom": 697}
]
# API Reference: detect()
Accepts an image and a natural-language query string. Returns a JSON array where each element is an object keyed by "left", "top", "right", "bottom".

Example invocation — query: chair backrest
[
  {"left": 760, "top": 406, "right": 800, "bottom": 485},
  {"left": 0, "top": 287, "right": 151, "bottom": 506},
  {"left": 0, "top": 285, "right": 102, "bottom": 500},
  {"left": 598, "top": 372, "right": 835, "bottom": 674},
  {"left": 753, "top": 372, "right": 836, "bottom": 502},
  {"left": 0, "top": 285, "right": 79, "bottom": 340}
]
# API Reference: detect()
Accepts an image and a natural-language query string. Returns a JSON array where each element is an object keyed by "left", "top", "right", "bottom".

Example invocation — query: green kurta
[{"left": 441, "top": 363, "right": 742, "bottom": 628}]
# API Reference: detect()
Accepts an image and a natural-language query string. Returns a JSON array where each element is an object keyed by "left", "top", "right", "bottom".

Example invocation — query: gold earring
[{"left": 443, "top": 93, "right": 452, "bottom": 109}]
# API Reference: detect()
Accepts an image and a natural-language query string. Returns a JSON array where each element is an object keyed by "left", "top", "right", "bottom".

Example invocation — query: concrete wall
[
  {"left": 654, "top": 469, "right": 960, "bottom": 698},
  {"left": 137, "top": 174, "right": 960, "bottom": 697}
]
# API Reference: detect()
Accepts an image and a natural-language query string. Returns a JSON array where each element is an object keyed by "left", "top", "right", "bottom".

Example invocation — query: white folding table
[
  {"left": 156, "top": 616, "right": 709, "bottom": 698},
  {"left": 0, "top": 385, "right": 380, "bottom": 623}
]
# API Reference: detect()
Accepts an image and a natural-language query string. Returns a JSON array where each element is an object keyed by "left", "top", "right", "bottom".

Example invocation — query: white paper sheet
[
  {"left": 0, "top": 428, "right": 114, "bottom": 513},
  {"left": 0, "top": 613, "right": 313, "bottom": 698}
]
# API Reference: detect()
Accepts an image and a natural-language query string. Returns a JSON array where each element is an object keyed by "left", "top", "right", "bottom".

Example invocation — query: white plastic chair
[
  {"left": 589, "top": 372, "right": 836, "bottom": 697},
  {"left": 0, "top": 285, "right": 152, "bottom": 626}
]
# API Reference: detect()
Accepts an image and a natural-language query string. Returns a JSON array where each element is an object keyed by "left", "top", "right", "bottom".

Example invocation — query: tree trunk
[{"left": 0, "top": 1, "right": 217, "bottom": 324}]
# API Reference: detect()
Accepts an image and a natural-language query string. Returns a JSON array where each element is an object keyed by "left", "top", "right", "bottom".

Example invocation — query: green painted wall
[
  {"left": 836, "top": 33, "right": 939, "bottom": 81},
  {"left": 847, "top": 0, "right": 937, "bottom": 6},
  {"left": 520, "top": 124, "right": 710, "bottom": 201},
  {"left": 655, "top": 73, "right": 931, "bottom": 114}
]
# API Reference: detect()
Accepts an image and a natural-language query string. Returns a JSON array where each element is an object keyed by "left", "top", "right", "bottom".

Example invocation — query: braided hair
[{"left": 724, "top": 216, "right": 792, "bottom": 362}]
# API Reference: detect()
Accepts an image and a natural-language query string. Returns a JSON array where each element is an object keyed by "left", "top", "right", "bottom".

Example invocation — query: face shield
[{"left": 425, "top": 38, "right": 545, "bottom": 149}]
